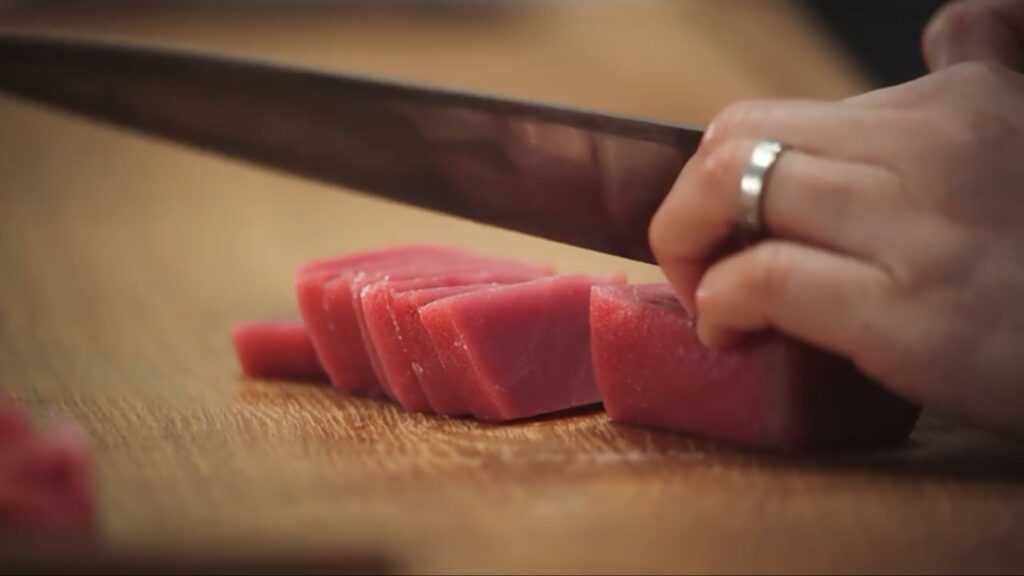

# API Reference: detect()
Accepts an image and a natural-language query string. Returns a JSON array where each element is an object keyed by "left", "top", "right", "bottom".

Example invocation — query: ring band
[{"left": 737, "top": 140, "right": 786, "bottom": 240}]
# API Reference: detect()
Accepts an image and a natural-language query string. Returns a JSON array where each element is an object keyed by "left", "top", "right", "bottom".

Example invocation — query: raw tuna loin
[{"left": 589, "top": 283, "right": 921, "bottom": 450}]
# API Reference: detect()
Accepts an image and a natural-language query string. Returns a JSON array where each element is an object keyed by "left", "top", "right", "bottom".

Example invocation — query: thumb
[{"left": 922, "top": 0, "right": 1024, "bottom": 71}]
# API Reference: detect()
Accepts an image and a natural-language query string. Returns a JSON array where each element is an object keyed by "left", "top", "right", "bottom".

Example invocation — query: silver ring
[{"left": 737, "top": 140, "right": 786, "bottom": 240}]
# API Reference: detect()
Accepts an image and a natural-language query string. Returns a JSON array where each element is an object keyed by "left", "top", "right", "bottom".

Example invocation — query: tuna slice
[
  {"left": 397, "top": 285, "right": 495, "bottom": 416},
  {"left": 295, "top": 245, "right": 481, "bottom": 396},
  {"left": 589, "top": 284, "right": 921, "bottom": 451},
  {"left": 419, "top": 275, "right": 621, "bottom": 421},
  {"left": 343, "top": 261, "right": 552, "bottom": 400},
  {"left": 361, "top": 270, "right": 551, "bottom": 413},
  {"left": 232, "top": 321, "right": 325, "bottom": 381}
]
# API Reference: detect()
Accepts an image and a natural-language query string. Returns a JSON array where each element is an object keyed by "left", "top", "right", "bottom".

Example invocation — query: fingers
[
  {"left": 649, "top": 137, "right": 903, "bottom": 314},
  {"left": 923, "top": 0, "right": 1024, "bottom": 71},
  {"left": 649, "top": 145, "right": 737, "bottom": 314},
  {"left": 703, "top": 100, "right": 911, "bottom": 164},
  {"left": 754, "top": 144, "right": 902, "bottom": 258},
  {"left": 694, "top": 240, "right": 891, "bottom": 364}
]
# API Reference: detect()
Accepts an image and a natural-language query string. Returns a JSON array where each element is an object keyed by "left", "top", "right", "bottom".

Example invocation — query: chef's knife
[{"left": 0, "top": 33, "right": 704, "bottom": 263}]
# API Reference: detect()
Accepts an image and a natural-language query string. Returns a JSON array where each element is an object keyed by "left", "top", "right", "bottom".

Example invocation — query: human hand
[{"left": 648, "top": 61, "right": 1024, "bottom": 436}]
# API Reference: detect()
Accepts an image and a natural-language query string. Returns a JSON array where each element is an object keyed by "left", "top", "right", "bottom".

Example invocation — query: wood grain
[{"left": 2, "top": 2, "right": 1024, "bottom": 573}]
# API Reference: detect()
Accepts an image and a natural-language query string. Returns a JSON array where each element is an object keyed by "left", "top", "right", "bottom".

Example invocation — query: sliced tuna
[
  {"left": 295, "top": 245, "right": 476, "bottom": 396},
  {"left": 393, "top": 284, "right": 498, "bottom": 416},
  {"left": 361, "top": 269, "right": 550, "bottom": 412},
  {"left": 345, "top": 261, "right": 552, "bottom": 400},
  {"left": 232, "top": 321, "right": 325, "bottom": 381},
  {"left": 419, "top": 275, "right": 621, "bottom": 421}
]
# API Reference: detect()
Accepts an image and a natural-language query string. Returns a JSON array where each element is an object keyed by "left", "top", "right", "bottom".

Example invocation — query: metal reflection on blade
[{"left": 0, "top": 34, "right": 703, "bottom": 262}]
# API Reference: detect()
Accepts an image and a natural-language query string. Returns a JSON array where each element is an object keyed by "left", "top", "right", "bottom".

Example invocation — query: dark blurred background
[
  {"left": 1, "top": 0, "right": 952, "bottom": 88},
  {"left": 1, "top": 0, "right": 953, "bottom": 89},
  {"left": 802, "top": 0, "right": 949, "bottom": 86}
]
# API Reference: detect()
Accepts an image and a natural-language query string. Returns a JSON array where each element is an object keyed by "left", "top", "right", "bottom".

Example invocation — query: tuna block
[
  {"left": 361, "top": 269, "right": 549, "bottom": 413},
  {"left": 232, "top": 321, "right": 325, "bottom": 381},
  {"left": 420, "top": 275, "right": 620, "bottom": 421},
  {"left": 590, "top": 284, "right": 921, "bottom": 451}
]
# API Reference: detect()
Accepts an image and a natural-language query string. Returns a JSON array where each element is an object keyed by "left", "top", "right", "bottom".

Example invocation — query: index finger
[{"left": 647, "top": 140, "right": 739, "bottom": 314}]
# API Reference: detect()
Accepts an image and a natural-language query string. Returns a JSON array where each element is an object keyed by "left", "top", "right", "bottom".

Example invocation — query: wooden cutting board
[{"left": 2, "top": 2, "right": 1024, "bottom": 573}]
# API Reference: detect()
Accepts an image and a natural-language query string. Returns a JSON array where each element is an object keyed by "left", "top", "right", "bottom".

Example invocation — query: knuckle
[
  {"left": 963, "top": 107, "right": 1016, "bottom": 149},
  {"left": 916, "top": 227, "right": 978, "bottom": 287},
  {"left": 919, "top": 106, "right": 1018, "bottom": 218},
  {"left": 939, "top": 112, "right": 977, "bottom": 151},
  {"left": 924, "top": 104, "right": 1014, "bottom": 171},
  {"left": 745, "top": 242, "right": 791, "bottom": 298},
  {"left": 955, "top": 59, "right": 1014, "bottom": 86},
  {"left": 878, "top": 221, "right": 979, "bottom": 316},
  {"left": 700, "top": 138, "right": 749, "bottom": 191},
  {"left": 649, "top": 140, "right": 757, "bottom": 265},
  {"left": 944, "top": 60, "right": 1024, "bottom": 103},
  {"left": 880, "top": 249, "right": 929, "bottom": 298},
  {"left": 709, "top": 100, "right": 765, "bottom": 139}
]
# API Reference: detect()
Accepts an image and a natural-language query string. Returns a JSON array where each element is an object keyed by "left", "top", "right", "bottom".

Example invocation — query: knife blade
[{"left": 0, "top": 33, "right": 704, "bottom": 263}]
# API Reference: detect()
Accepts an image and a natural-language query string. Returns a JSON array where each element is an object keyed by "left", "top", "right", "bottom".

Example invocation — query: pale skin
[{"left": 649, "top": 0, "right": 1024, "bottom": 437}]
